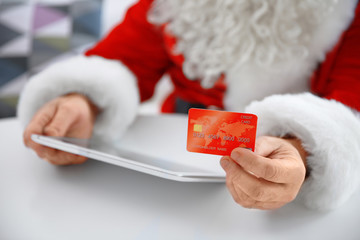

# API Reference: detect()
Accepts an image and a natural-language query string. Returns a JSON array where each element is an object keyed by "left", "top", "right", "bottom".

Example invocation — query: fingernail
[
  {"left": 220, "top": 158, "right": 230, "bottom": 170},
  {"left": 231, "top": 151, "right": 241, "bottom": 160}
]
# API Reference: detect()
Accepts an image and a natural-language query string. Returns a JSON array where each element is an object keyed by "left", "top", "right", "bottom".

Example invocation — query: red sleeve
[
  {"left": 85, "top": 0, "right": 171, "bottom": 102},
  {"left": 311, "top": 3, "right": 360, "bottom": 112}
]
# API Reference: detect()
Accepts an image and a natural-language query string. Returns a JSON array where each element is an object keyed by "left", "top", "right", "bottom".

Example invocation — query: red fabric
[
  {"left": 86, "top": 0, "right": 226, "bottom": 110},
  {"left": 87, "top": 0, "right": 360, "bottom": 112},
  {"left": 86, "top": 0, "right": 170, "bottom": 102},
  {"left": 311, "top": 3, "right": 360, "bottom": 112},
  {"left": 161, "top": 91, "right": 177, "bottom": 113}
]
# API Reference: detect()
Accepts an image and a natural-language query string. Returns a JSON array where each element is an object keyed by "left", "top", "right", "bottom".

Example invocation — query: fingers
[
  {"left": 24, "top": 102, "right": 58, "bottom": 158},
  {"left": 221, "top": 156, "right": 284, "bottom": 202},
  {"left": 230, "top": 148, "right": 289, "bottom": 183},
  {"left": 45, "top": 150, "right": 87, "bottom": 165},
  {"left": 42, "top": 106, "right": 86, "bottom": 165},
  {"left": 220, "top": 157, "right": 289, "bottom": 210},
  {"left": 44, "top": 105, "right": 89, "bottom": 165},
  {"left": 44, "top": 104, "right": 77, "bottom": 137},
  {"left": 221, "top": 157, "right": 257, "bottom": 208},
  {"left": 220, "top": 136, "right": 306, "bottom": 210},
  {"left": 24, "top": 100, "right": 84, "bottom": 165}
]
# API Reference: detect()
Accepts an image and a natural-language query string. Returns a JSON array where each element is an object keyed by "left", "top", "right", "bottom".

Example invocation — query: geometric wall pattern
[{"left": 0, "top": 0, "right": 102, "bottom": 118}]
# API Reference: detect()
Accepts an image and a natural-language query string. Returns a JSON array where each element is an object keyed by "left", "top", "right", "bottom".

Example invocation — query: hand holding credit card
[{"left": 187, "top": 108, "right": 257, "bottom": 156}]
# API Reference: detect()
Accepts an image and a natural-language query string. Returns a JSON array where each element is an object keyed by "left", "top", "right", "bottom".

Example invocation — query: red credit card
[{"left": 187, "top": 108, "right": 257, "bottom": 156}]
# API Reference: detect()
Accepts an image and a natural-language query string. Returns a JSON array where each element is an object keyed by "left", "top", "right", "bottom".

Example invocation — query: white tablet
[{"left": 31, "top": 114, "right": 226, "bottom": 182}]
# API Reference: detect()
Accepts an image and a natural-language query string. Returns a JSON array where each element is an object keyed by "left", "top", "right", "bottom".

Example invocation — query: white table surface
[{"left": 1, "top": 117, "right": 360, "bottom": 240}]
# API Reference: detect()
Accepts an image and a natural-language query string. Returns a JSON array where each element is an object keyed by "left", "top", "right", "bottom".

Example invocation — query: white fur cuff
[
  {"left": 17, "top": 55, "right": 140, "bottom": 140},
  {"left": 245, "top": 93, "right": 360, "bottom": 210}
]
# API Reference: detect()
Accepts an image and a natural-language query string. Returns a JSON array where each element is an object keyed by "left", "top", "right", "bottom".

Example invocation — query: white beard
[{"left": 149, "top": 0, "right": 339, "bottom": 88}]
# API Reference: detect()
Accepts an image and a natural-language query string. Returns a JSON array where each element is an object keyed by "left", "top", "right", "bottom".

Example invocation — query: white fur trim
[
  {"left": 17, "top": 55, "right": 140, "bottom": 140},
  {"left": 245, "top": 93, "right": 360, "bottom": 210}
]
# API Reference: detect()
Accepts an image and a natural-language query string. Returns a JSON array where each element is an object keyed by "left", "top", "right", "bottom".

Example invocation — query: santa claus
[{"left": 18, "top": 0, "right": 360, "bottom": 211}]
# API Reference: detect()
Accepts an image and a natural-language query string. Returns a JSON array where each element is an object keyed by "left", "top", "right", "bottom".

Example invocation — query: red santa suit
[{"left": 17, "top": 0, "right": 360, "bottom": 210}]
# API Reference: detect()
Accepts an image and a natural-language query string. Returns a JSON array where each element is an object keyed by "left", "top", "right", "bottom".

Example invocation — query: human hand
[
  {"left": 23, "top": 93, "right": 99, "bottom": 165},
  {"left": 220, "top": 136, "right": 307, "bottom": 210}
]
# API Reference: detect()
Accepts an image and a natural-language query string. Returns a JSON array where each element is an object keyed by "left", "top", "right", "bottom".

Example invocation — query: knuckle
[
  {"left": 264, "top": 164, "right": 278, "bottom": 180},
  {"left": 251, "top": 186, "right": 266, "bottom": 201},
  {"left": 235, "top": 199, "right": 253, "bottom": 209},
  {"left": 233, "top": 193, "right": 252, "bottom": 208},
  {"left": 238, "top": 192, "right": 252, "bottom": 203},
  {"left": 232, "top": 186, "right": 256, "bottom": 208},
  {"left": 284, "top": 192, "right": 297, "bottom": 203},
  {"left": 232, "top": 193, "right": 242, "bottom": 205},
  {"left": 234, "top": 198, "right": 242, "bottom": 206},
  {"left": 60, "top": 104, "right": 76, "bottom": 116},
  {"left": 225, "top": 177, "right": 233, "bottom": 189},
  {"left": 39, "top": 113, "right": 52, "bottom": 126},
  {"left": 241, "top": 202, "right": 255, "bottom": 209},
  {"left": 44, "top": 125, "right": 62, "bottom": 136},
  {"left": 237, "top": 197, "right": 255, "bottom": 209}
]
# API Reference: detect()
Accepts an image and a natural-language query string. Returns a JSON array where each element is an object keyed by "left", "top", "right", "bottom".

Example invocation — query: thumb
[
  {"left": 44, "top": 105, "right": 77, "bottom": 137},
  {"left": 220, "top": 156, "right": 241, "bottom": 175},
  {"left": 230, "top": 147, "right": 290, "bottom": 183},
  {"left": 230, "top": 147, "right": 258, "bottom": 167},
  {"left": 230, "top": 148, "right": 262, "bottom": 177}
]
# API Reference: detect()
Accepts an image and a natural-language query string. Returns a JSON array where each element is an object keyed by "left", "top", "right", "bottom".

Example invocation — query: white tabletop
[{"left": 1, "top": 117, "right": 360, "bottom": 240}]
